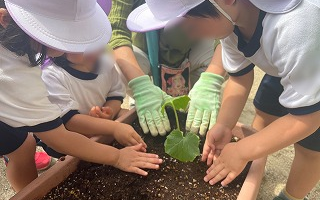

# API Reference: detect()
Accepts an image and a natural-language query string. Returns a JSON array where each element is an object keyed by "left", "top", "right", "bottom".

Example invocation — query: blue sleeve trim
[
  {"left": 228, "top": 63, "right": 255, "bottom": 77},
  {"left": 287, "top": 102, "right": 320, "bottom": 115},
  {"left": 61, "top": 110, "right": 80, "bottom": 124},
  {"left": 19, "top": 118, "right": 63, "bottom": 132},
  {"left": 106, "top": 96, "right": 124, "bottom": 103}
]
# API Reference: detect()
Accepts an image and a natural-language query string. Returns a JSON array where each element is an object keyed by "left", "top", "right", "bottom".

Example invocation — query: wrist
[
  {"left": 236, "top": 139, "right": 254, "bottom": 162},
  {"left": 200, "top": 72, "right": 225, "bottom": 85},
  {"left": 214, "top": 122, "right": 233, "bottom": 133},
  {"left": 128, "top": 75, "right": 152, "bottom": 91},
  {"left": 109, "top": 148, "right": 121, "bottom": 167}
]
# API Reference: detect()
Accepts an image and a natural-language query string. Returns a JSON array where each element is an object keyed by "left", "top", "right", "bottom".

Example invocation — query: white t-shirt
[
  {"left": 221, "top": 0, "right": 320, "bottom": 115},
  {"left": 0, "top": 46, "right": 62, "bottom": 131},
  {"left": 42, "top": 54, "right": 126, "bottom": 123}
]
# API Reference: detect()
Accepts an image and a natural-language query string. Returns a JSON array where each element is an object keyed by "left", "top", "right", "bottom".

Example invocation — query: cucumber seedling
[{"left": 161, "top": 95, "right": 200, "bottom": 162}]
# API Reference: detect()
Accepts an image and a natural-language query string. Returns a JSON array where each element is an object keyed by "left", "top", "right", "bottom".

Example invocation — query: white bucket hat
[
  {"left": 5, "top": 0, "right": 112, "bottom": 53},
  {"left": 127, "top": 0, "right": 302, "bottom": 32}
]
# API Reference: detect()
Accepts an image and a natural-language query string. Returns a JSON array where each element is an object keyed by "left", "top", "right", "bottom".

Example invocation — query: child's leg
[
  {"left": 285, "top": 143, "right": 320, "bottom": 199},
  {"left": 251, "top": 109, "right": 275, "bottom": 179},
  {"left": 5, "top": 133, "right": 37, "bottom": 192}
]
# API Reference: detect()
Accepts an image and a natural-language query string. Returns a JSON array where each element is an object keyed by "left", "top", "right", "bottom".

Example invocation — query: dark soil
[{"left": 42, "top": 110, "right": 250, "bottom": 200}]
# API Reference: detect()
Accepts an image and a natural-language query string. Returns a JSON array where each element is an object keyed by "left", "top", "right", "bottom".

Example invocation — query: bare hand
[
  {"left": 202, "top": 123, "right": 233, "bottom": 166},
  {"left": 114, "top": 123, "right": 147, "bottom": 148},
  {"left": 204, "top": 143, "right": 247, "bottom": 186},
  {"left": 89, "top": 106, "right": 114, "bottom": 120},
  {"left": 113, "top": 144, "right": 163, "bottom": 176}
]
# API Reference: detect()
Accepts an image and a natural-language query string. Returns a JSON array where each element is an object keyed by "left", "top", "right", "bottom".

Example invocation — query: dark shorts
[
  {"left": 254, "top": 74, "right": 320, "bottom": 152},
  {"left": 0, "top": 120, "right": 65, "bottom": 158},
  {"left": 0, "top": 121, "right": 29, "bottom": 155}
]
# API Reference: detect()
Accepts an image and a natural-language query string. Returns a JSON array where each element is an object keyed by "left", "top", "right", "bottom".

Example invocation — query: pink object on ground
[
  {"left": 3, "top": 152, "right": 51, "bottom": 171},
  {"left": 34, "top": 152, "right": 51, "bottom": 171}
]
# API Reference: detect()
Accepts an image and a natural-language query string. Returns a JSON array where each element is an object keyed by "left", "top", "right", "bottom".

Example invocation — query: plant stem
[{"left": 170, "top": 102, "right": 180, "bottom": 131}]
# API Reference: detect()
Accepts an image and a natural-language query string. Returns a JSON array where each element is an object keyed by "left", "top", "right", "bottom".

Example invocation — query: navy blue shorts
[
  {"left": 0, "top": 119, "right": 65, "bottom": 158},
  {"left": 254, "top": 75, "right": 320, "bottom": 152},
  {"left": 0, "top": 121, "right": 28, "bottom": 155}
]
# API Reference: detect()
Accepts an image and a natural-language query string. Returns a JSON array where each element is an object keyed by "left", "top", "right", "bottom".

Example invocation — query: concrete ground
[{"left": 1, "top": 69, "right": 319, "bottom": 199}]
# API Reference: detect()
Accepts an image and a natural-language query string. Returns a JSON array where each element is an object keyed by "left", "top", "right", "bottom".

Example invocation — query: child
[
  {"left": 40, "top": 51, "right": 129, "bottom": 157},
  {"left": 45, "top": 52, "right": 125, "bottom": 121},
  {"left": 127, "top": 0, "right": 320, "bottom": 199},
  {"left": 0, "top": 0, "right": 162, "bottom": 192}
]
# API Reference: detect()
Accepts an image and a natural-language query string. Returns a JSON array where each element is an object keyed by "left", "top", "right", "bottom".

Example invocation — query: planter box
[{"left": 11, "top": 109, "right": 265, "bottom": 200}]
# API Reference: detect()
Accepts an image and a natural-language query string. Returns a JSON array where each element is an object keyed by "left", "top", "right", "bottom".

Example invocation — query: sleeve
[
  {"left": 41, "top": 67, "right": 80, "bottom": 123},
  {"left": 106, "top": 64, "right": 126, "bottom": 103},
  {"left": 221, "top": 37, "right": 255, "bottom": 77},
  {"left": 108, "top": 0, "right": 135, "bottom": 49},
  {"left": 270, "top": 12, "right": 320, "bottom": 115},
  {"left": 213, "top": 39, "right": 220, "bottom": 50}
]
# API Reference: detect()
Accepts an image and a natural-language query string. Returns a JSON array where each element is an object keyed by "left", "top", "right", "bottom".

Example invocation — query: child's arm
[
  {"left": 65, "top": 114, "right": 146, "bottom": 147},
  {"left": 103, "top": 100, "right": 122, "bottom": 118},
  {"left": 34, "top": 125, "right": 162, "bottom": 176},
  {"left": 204, "top": 111, "right": 320, "bottom": 186},
  {"left": 202, "top": 70, "right": 254, "bottom": 164},
  {"left": 89, "top": 100, "right": 122, "bottom": 119}
]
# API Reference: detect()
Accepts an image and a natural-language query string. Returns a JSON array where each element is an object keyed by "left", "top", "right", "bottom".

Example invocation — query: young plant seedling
[{"left": 161, "top": 95, "right": 200, "bottom": 162}]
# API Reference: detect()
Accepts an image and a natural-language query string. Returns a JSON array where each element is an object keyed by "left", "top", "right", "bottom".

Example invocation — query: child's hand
[
  {"left": 204, "top": 142, "right": 248, "bottom": 186},
  {"left": 113, "top": 144, "right": 163, "bottom": 176},
  {"left": 114, "top": 123, "right": 147, "bottom": 148},
  {"left": 89, "top": 106, "right": 114, "bottom": 119},
  {"left": 202, "top": 123, "right": 233, "bottom": 166}
]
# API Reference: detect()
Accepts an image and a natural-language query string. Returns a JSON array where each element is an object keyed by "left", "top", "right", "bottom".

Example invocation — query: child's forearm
[
  {"left": 34, "top": 125, "right": 120, "bottom": 166},
  {"left": 217, "top": 71, "right": 254, "bottom": 129},
  {"left": 238, "top": 111, "right": 320, "bottom": 161},
  {"left": 65, "top": 114, "right": 118, "bottom": 137},
  {"left": 104, "top": 100, "right": 122, "bottom": 119},
  {"left": 205, "top": 44, "right": 227, "bottom": 77}
]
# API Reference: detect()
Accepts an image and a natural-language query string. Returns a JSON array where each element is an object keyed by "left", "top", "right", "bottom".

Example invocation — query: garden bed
[{"left": 12, "top": 109, "right": 265, "bottom": 200}]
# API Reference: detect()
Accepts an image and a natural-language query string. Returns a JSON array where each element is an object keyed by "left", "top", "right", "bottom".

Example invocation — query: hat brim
[
  {"left": 249, "top": 0, "right": 302, "bottom": 13},
  {"left": 127, "top": 4, "right": 170, "bottom": 32},
  {"left": 6, "top": 2, "right": 112, "bottom": 53}
]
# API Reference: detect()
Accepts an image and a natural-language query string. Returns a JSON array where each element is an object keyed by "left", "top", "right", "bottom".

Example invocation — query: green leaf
[
  {"left": 164, "top": 130, "right": 200, "bottom": 162},
  {"left": 161, "top": 95, "right": 190, "bottom": 114}
]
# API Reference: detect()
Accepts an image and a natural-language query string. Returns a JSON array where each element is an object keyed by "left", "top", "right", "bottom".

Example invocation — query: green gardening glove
[
  {"left": 129, "top": 75, "right": 172, "bottom": 136},
  {"left": 186, "top": 72, "right": 224, "bottom": 136}
]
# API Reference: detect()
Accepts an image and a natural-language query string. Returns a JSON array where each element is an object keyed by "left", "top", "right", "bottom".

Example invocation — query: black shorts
[
  {"left": 0, "top": 121, "right": 28, "bottom": 155},
  {"left": 0, "top": 119, "right": 64, "bottom": 157},
  {"left": 254, "top": 74, "right": 320, "bottom": 152}
]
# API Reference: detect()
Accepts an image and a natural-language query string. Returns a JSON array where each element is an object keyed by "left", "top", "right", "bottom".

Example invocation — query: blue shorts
[
  {"left": 0, "top": 119, "right": 65, "bottom": 158},
  {"left": 0, "top": 121, "right": 28, "bottom": 155},
  {"left": 254, "top": 75, "right": 320, "bottom": 152}
]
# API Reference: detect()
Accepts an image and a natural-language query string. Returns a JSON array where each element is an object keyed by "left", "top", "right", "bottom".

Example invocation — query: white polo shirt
[
  {"left": 42, "top": 54, "right": 126, "bottom": 123},
  {"left": 221, "top": 0, "right": 320, "bottom": 115},
  {"left": 0, "top": 46, "right": 62, "bottom": 131}
]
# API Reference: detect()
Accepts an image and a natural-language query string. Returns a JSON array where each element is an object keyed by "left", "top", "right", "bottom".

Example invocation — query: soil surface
[
  {"left": 42, "top": 111, "right": 250, "bottom": 200},
  {"left": 2, "top": 69, "right": 319, "bottom": 200}
]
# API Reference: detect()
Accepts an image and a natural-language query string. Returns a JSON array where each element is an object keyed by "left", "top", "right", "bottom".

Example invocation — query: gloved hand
[
  {"left": 186, "top": 72, "right": 224, "bottom": 136},
  {"left": 129, "top": 75, "right": 171, "bottom": 136}
]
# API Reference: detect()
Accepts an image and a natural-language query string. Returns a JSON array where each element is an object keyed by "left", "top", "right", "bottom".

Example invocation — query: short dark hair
[
  {"left": 0, "top": 0, "right": 47, "bottom": 66},
  {"left": 186, "top": 0, "right": 220, "bottom": 18}
]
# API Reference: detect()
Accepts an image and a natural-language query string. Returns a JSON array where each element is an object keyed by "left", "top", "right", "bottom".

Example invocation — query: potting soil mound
[{"left": 42, "top": 111, "right": 250, "bottom": 200}]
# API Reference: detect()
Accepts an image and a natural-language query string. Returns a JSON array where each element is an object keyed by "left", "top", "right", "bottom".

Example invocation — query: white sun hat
[
  {"left": 5, "top": 0, "right": 112, "bottom": 53},
  {"left": 127, "top": 0, "right": 302, "bottom": 32}
]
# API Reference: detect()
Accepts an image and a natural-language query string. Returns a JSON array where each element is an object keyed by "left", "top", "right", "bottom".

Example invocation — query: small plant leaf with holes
[
  {"left": 164, "top": 130, "right": 200, "bottom": 162},
  {"left": 161, "top": 95, "right": 190, "bottom": 114}
]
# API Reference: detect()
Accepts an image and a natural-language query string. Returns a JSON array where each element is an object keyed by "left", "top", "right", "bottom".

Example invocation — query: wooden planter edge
[{"left": 11, "top": 109, "right": 264, "bottom": 200}]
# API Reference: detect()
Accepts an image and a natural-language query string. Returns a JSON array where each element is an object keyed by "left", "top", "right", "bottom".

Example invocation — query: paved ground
[{"left": 1, "top": 69, "right": 319, "bottom": 199}]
